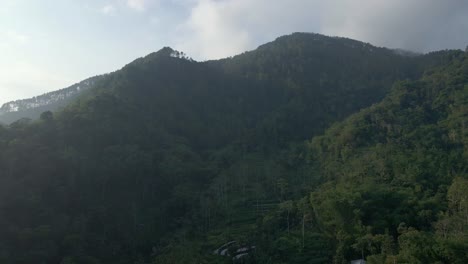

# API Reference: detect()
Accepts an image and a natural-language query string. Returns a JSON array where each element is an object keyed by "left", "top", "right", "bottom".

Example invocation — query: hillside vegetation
[
  {"left": 0, "top": 76, "right": 103, "bottom": 124},
  {"left": 0, "top": 33, "right": 466, "bottom": 263}
]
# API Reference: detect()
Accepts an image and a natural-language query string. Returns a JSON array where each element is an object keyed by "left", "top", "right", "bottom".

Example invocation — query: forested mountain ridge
[
  {"left": 209, "top": 33, "right": 443, "bottom": 143},
  {"left": 150, "top": 46, "right": 467, "bottom": 264},
  {"left": 0, "top": 33, "right": 466, "bottom": 263},
  {"left": 0, "top": 75, "right": 103, "bottom": 124},
  {"left": 301, "top": 50, "right": 468, "bottom": 263}
]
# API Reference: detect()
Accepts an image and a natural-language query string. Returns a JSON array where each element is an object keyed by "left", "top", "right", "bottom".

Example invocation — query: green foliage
[
  {"left": 303, "top": 50, "right": 468, "bottom": 263},
  {"left": 0, "top": 33, "right": 466, "bottom": 263}
]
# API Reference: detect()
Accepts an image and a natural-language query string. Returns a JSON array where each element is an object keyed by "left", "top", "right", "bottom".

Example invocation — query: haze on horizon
[{"left": 1, "top": 0, "right": 468, "bottom": 105}]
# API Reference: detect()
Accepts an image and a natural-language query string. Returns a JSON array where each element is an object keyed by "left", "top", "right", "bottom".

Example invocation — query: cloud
[
  {"left": 99, "top": 0, "right": 156, "bottom": 16},
  {"left": 174, "top": 0, "right": 321, "bottom": 60},
  {"left": 101, "top": 4, "right": 116, "bottom": 15},
  {"left": 126, "top": 0, "right": 148, "bottom": 11},
  {"left": 174, "top": 0, "right": 468, "bottom": 60},
  {"left": 100, "top": 0, "right": 151, "bottom": 14},
  {"left": 174, "top": 0, "right": 250, "bottom": 60},
  {"left": 320, "top": 0, "right": 468, "bottom": 52}
]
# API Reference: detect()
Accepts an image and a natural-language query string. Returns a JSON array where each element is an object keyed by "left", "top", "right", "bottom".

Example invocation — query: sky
[{"left": 1, "top": 0, "right": 468, "bottom": 105}]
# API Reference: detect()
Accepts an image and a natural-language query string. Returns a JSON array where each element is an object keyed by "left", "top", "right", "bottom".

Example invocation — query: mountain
[
  {"left": 0, "top": 76, "right": 103, "bottom": 124},
  {"left": 0, "top": 33, "right": 466, "bottom": 264},
  {"left": 292, "top": 49, "right": 467, "bottom": 263}
]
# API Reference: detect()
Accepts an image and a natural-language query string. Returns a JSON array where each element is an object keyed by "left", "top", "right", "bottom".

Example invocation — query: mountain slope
[
  {"left": 210, "top": 33, "right": 430, "bottom": 143},
  {"left": 0, "top": 76, "right": 103, "bottom": 124},
  {"left": 150, "top": 45, "right": 468, "bottom": 264},
  {"left": 298, "top": 49, "right": 468, "bottom": 263},
  {"left": 0, "top": 33, "right": 465, "bottom": 264}
]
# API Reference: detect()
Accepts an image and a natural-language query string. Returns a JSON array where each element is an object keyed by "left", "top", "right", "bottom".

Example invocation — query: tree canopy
[{"left": 0, "top": 33, "right": 466, "bottom": 263}]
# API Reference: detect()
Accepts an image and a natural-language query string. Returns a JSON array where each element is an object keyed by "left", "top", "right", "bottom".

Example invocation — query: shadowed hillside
[{"left": 0, "top": 33, "right": 466, "bottom": 264}]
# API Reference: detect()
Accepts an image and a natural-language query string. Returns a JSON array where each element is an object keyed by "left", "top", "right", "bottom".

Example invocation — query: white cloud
[
  {"left": 99, "top": 0, "right": 152, "bottom": 15},
  {"left": 101, "top": 4, "right": 116, "bottom": 15},
  {"left": 127, "top": 0, "right": 148, "bottom": 11},
  {"left": 175, "top": 0, "right": 250, "bottom": 60},
  {"left": 174, "top": 0, "right": 321, "bottom": 60}
]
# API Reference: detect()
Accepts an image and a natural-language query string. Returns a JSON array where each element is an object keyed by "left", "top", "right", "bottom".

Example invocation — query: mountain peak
[
  {"left": 155, "top": 46, "right": 175, "bottom": 56},
  {"left": 144, "top": 47, "right": 193, "bottom": 61}
]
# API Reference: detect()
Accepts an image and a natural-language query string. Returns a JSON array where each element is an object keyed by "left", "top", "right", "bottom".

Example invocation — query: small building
[{"left": 351, "top": 259, "right": 366, "bottom": 264}]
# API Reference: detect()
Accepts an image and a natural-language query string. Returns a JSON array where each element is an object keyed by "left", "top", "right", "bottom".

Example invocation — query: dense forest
[{"left": 0, "top": 33, "right": 466, "bottom": 263}]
